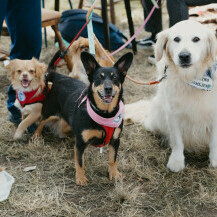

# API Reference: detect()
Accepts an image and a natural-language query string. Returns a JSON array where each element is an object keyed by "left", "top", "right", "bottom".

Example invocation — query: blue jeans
[{"left": 0, "top": 0, "right": 42, "bottom": 130}]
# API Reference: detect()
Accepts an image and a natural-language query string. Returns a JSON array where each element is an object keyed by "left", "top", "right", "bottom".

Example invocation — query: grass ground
[{"left": 1, "top": 1, "right": 217, "bottom": 216}]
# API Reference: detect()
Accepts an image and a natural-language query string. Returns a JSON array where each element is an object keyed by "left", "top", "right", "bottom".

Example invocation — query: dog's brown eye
[
  {"left": 29, "top": 70, "right": 34, "bottom": 74},
  {"left": 192, "top": 37, "right": 200, "bottom": 42},
  {"left": 174, "top": 37, "right": 181, "bottom": 43},
  {"left": 17, "top": 70, "right": 22, "bottom": 74}
]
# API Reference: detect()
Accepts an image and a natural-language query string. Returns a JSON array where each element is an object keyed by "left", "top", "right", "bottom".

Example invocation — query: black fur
[{"left": 41, "top": 51, "right": 133, "bottom": 182}]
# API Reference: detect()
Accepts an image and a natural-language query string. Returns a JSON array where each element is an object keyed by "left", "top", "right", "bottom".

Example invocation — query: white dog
[{"left": 128, "top": 20, "right": 217, "bottom": 172}]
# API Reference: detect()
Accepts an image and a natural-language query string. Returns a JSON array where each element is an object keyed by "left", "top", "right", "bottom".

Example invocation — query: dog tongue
[
  {"left": 103, "top": 96, "right": 112, "bottom": 103},
  {"left": 21, "top": 80, "right": 30, "bottom": 88}
]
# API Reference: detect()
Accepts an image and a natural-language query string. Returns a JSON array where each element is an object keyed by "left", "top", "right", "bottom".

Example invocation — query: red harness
[
  {"left": 92, "top": 125, "right": 115, "bottom": 148},
  {"left": 78, "top": 95, "right": 124, "bottom": 148},
  {"left": 16, "top": 87, "right": 47, "bottom": 107}
]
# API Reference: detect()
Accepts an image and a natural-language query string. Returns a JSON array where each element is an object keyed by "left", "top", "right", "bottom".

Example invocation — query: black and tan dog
[{"left": 36, "top": 52, "right": 133, "bottom": 185}]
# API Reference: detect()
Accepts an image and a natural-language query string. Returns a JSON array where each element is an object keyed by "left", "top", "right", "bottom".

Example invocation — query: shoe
[
  {"left": 9, "top": 112, "right": 22, "bottom": 125},
  {"left": 148, "top": 55, "right": 156, "bottom": 65},
  {"left": 139, "top": 34, "right": 156, "bottom": 48}
]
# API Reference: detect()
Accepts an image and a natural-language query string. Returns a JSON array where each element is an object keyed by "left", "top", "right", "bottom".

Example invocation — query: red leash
[{"left": 54, "top": 19, "right": 91, "bottom": 67}]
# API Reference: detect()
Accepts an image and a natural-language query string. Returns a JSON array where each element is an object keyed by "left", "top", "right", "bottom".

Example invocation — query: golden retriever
[
  {"left": 6, "top": 58, "right": 47, "bottom": 139},
  {"left": 126, "top": 20, "right": 217, "bottom": 172}
]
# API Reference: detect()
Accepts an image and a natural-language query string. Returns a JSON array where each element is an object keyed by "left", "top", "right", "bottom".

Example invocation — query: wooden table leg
[
  {"left": 51, "top": 25, "right": 73, "bottom": 72},
  {"left": 78, "top": 0, "right": 83, "bottom": 9},
  {"left": 110, "top": 0, "right": 116, "bottom": 24},
  {"left": 124, "top": 0, "right": 137, "bottom": 54},
  {"left": 101, "top": 0, "right": 111, "bottom": 51},
  {"left": 55, "top": 0, "right": 60, "bottom": 11}
]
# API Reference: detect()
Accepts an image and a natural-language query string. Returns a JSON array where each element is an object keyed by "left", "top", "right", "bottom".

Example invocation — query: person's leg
[
  {"left": 5, "top": 0, "right": 42, "bottom": 132},
  {"left": 142, "top": 0, "right": 162, "bottom": 34},
  {"left": 7, "top": 86, "right": 22, "bottom": 124},
  {"left": 0, "top": 0, "right": 8, "bottom": 34},
  {"left": 167, "top": 0, "right": 217, "bottom": 27},
  {"left": 5, "top": 0, "right": 42, "bottom": 60},
  {"left": 140, "top": 0, "right": 162, "bottom": 46},
  {"left": 167, "top": 0, "right": 188, "bottom": 27}
]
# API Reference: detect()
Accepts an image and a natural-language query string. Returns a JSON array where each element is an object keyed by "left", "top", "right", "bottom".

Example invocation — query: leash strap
[
  {"left": 87, "top": 0, "right": 96, "bottom": 56},
  {"left": 109, "top": 0, "right": 159, "bottom": 57},
  {"left": 54, "top": 19, "right": 90, "bottom": 67}
]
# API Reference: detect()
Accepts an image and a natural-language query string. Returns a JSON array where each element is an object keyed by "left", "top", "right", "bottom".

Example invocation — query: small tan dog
[
  {"left": 6, "top": 58, "right": 47, "bottom": 139},
  {"left": 69, "top": 37, "right": 114, "bottom": 84}
]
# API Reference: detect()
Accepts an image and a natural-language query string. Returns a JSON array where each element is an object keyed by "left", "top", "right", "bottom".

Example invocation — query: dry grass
[{"left": 1, "top": 1, "right": 217, "bottom": 216}]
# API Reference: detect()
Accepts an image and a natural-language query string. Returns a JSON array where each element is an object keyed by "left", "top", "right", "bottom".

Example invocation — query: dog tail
[
  {"left": 47, "top": 50, "right": 62, "bottom": 71},
  {"left": 44, "top": 50, "right": 62, "bottom": 93}
]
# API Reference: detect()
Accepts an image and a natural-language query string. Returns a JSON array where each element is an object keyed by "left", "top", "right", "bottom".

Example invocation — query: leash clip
[{"left": 158, "top": 65, "right": 168, "bottom": 82}]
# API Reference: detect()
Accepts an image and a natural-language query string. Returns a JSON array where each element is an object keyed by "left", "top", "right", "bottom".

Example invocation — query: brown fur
[
  {"left": 113, "top": 128, "right": 121, "bottom": 140},
  {"left": 108, "top": 145, "right": 121, "bottom": 181},
  {"left": 6, "top": 58, "right": 47, "bottom": 140},
  {"left": 74, "top": 145, "right": 88, "bottom": 186},
  {"left": 69, "top": 37, "right": 114, "bottom": 84},
  {"left": 82, "top": 129, "right": 104, "bottom": 143},
  {"left": 92, "top": 83, "right": 121, "bottom": 113}
]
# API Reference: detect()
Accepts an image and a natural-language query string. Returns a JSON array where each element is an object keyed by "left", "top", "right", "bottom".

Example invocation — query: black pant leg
[
  {"left": 167, "top": 0, "right": 189, "bottom": 27},
  {"left": 142, "top": 0, "right": 162, "bottom": 33}
]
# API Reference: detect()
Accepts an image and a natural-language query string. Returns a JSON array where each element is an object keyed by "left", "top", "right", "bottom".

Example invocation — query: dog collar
[
  {"left": 86, "top": 97, "right": 124, "bottom": 128},
  {"left": 187, "top": 62, "right": 217, "bottom": 91}
]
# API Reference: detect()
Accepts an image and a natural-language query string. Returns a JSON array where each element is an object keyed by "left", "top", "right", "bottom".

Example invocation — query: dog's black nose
[
  {"left": 104, "top": 86, "right": 112, "bottom": 95},
  {"left": 23, "top": 74, "right": 28, "bottom": 78},
  {"left": 179, "top": 51, "right": 191, "bottom": 64}
]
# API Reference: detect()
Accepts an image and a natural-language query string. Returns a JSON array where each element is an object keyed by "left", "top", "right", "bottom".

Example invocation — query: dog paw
[
  {"left": 108, "top": 166, "right": 121, "bottom": 181},
  {"left": 76, "top": 175, "right": 88, "bottom": 186},
  {"left": 32, "top": 132, "right": 42, "bottom": 139},
  {"left": 14, "top": 131, "right": 23, "bottom": 140},
  {"left": 167, "top": 153, "right": 185, "bottom": 172}
]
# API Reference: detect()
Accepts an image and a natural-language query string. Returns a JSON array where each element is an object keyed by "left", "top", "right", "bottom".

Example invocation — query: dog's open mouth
[
  {"left": 21, "top": 79, "right": 31, "bottom": 88},
  {"left": 180, "top": 63, "right": 192, "bottom": 68},
  {"left": 97, "top": 91, "right": 114, "bottom": 103}
]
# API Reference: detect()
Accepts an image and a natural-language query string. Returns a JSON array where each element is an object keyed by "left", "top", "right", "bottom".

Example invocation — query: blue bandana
[{"left": 187, "top": 62, "right": 217, "bottom": 91}]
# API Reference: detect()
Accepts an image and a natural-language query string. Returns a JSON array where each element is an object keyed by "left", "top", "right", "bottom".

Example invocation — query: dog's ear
[
  {"left": 81, "top": 51, "right": 100, "bottom": 76},
  {"left": 32, "top": 58, "right": 47, "bottom": 79},
  {"left": 155, "top": 30, "right": 169, "bottom": 62},
  {"left": 5, "top": 59, "right": 17, "bottom": 78},
  {"left": 5, "top": 59, "right": 16, "bottom": 72},
  {"left": 71, "top": 38, "right": 81, "bottom": 52},
  {"left": 207, "top": 29, "right": 217, "bottom": 63},
  {"left": 114, "top": 52, "right": 133, "bottom": 77}
]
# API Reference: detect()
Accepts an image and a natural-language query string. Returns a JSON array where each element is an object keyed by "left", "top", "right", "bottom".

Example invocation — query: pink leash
[{"left": 109, "top": 0, "right": 159, "bottom": 57}]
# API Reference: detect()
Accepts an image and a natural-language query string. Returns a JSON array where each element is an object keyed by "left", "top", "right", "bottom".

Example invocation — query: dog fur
[
  {"left": 69, "top": 37, "right": 114, "bottom": 84},
  {"left": 35, "top": 51, "right": 133, "bottom": 185},
  {"left": 6, "top": 58, "right": 47, "bottom": 139},
  {"left": 126, "top": 20, "right": 217, "bottom": 172}
]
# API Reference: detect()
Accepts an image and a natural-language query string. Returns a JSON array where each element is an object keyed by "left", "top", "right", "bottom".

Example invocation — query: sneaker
[
  {"left": 139, "top": 34, "right": 156, "bottom": 48},
  {"left": 148, "top": 55, "right": 156, "bottom": 65}
]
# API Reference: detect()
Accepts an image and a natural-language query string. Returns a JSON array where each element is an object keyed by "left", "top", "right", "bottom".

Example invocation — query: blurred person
[
  {"left": 140, "top": 0, "right": 216, "bottom": 48},
  {"left": 140, "top": 0, "right": 216, "bottom": 64}
]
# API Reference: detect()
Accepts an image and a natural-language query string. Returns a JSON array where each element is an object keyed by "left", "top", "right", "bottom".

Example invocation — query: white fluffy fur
[{"left": 126, "top": 20, "right": 217, "bottom": 172}]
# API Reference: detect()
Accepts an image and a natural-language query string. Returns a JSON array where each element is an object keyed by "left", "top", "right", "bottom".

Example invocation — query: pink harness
[{"left": 79, "top": 95, "right": 124, "bottom": 147}]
